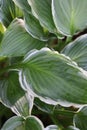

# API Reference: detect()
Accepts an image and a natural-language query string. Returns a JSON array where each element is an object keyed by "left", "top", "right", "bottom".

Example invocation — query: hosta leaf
[
  {"left": 0, "top": 18, "right": 46, "bottom": 57},
  {"left": 45, "top": 125, "right": 59, "bottom": 130},
  {"left": 20, "top": 48, "right": 87, "bottom": 106},
  {"left": 34, "top": 98, "right": 54, "bottom": 114},
  {"left": 0, "top": 0, "right": 23, "bottom": 27},
  {"left": 0, "top": 71, "right": 33, "bottom": 117},
  {"left": 25, "top": 116, "right": 44, "bottom": 130},
  {"left": 52, "top": 0, "right": 87, "bottom": 36},
  {"left": 61, "top": 34, "right": 87, "bottom": 71},
  {"left": 64, "top": 126, "right": 79, "bottom": 130},
  {"left": 12, "top": 0, "right": 31, "bottom": 13},
  {"left": 28, "top": 0, "right": 57, "bottom": 34},
  {"left": 24, "top": 11, "right": 49, "bottom": 41},
  {"left": 74, "top": 106, "right": 87, "bottom": 130},
  {"left": 1, "top": 116, "right": 25, "bottom": 130}
]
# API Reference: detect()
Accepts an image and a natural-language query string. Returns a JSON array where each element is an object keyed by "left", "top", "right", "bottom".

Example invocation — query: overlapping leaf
[
  {"left": 20, "top": 48, "right": 87, "bottom": 106},
  {"left": 45, "top": 125, "right": 59, "bottom": 130},
  {"left": 74, "top": 106, "right": 87, "bottom": 130},
  {"left": 0, "top": 0, "right": 23, "bottom": 27},
  {"left": 28, "top": 0, "right": 57, "bottom": 34},
  {"left": 12, "top": 0, "right": 31, "bottom": 13},
  {"left": 1, "top": 116, "right": 25, "bottom": 130},
  {"left": 25, "top": 116, "right": 44, "bottom": 130},
  {"left": 1, "top": 116, "right": 44, "bottom": 130},
  {"left": 61, "top": 34, "right": 87, "bottom": 71},
  {"left": 24, "top": 11, "right": 49, "bottom": 41},
  {"left": 64, "top": 126, "right": 79, "bottom": 130},
  {"left": 52, "top": 0, "right": 87, "bottom": 36},
  {"left": 0, "top": 71, "right": 33, "bottom": 117},
  {"left": 0, "top": 18, "right": 46, "bottom": 57}
]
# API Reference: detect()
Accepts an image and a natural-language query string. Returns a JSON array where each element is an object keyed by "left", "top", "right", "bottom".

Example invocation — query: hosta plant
[{"left": 1, "top": 0, "right": 87, "bottom": 130}]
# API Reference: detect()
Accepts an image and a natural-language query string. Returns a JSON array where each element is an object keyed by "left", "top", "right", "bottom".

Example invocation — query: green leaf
[
  {"left": 12, "top": 0, "right": 31, "bottom": 13},
  {"left": 24, "top": 11, "right": 49, "bottom": 41},
  {"left": 34, "top": 98, "right": 54, "bottom": 114},
  {"left": 20, "top": 48, "right": 87, "bottom": 106},
  {"left": 0, "top": 18, "right": 46, "bottom": 57},
  {"left": 0, "top": 71, "right": 33, "bottom": 117},
  {"left": 64, "top": 126, "right": 79, "bottom": 130},
  {"left": 61, "top": 34, "right": 87, "bottom": 71},
  {"left": 74, "top": 106, "right": 87, "bottom": 130},
  {"left": 1, "top": 116, "right": 25, "bottom": 130},
  {"left": 28, "top": 0, "right": 57, "bottom": 34},
  {"left": 52, "top": 0, "right": 87, "bottom": 36},
  {"left": 0, "top": 22, "right": 6, "bottom": 43},
  {"left": 0, "top": 0, "right": 23, "bottom": 27},
  {"left": 25, "top": 116, "right": 44, "bottom": 130},
  {"left": 45, "top": 125, "right": 59, "bottom": 130},
  {"left": 0, "top": 22, "right": 6, "bottom": 33}
]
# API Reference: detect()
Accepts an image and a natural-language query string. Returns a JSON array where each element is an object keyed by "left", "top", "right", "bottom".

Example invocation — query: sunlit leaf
[
  {"left": 0, "top": 18, "right": 46, "bottom": 57},
  {"left": 52, "top": 0, "right": 87, "bottom": 36},
  {"left": 61, "top": 34, "right": 87, "bottom": 71},
  {"left": 25, "top": 116, "right": 44, "bottom": 130},
  {"left": 74, "top": 106, "right": 87, "bottom": 130},
  {"left": 20, "top": 47, "right": 87, "bottom": 106}
]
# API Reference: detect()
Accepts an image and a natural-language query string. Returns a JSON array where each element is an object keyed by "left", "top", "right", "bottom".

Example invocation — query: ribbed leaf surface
[
  {"left": 52, "top": 0, "right": 87, "bottom": 36},
  {"left": 12, "top": 0, "right": 31, "bottom": 13},
  {"left": 28, "top": 0, "right": 57, "bottom": 34},
  {"left": 24, "top": 11, "right": 48, "bottom": 41},
  {"left": 61, "top": 34, "right": 87, "bottom": 71},
  {"left": 0, "top": 18, "right": 46, "bottom": 57},
  {"left": 20, "top": 48, "right": 87, "bottom": 106}
]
